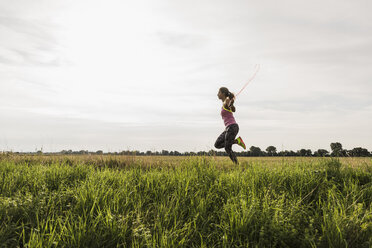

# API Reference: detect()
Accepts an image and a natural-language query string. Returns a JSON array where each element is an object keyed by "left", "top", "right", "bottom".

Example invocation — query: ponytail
[
  {"left": 228, "top": 91, "right": 235, "bottom": 101},
  {"left": 228, "top": 92, "right": 236, "bottom": 112}
]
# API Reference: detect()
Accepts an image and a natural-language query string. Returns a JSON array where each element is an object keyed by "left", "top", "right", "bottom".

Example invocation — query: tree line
[{"left": 10, "top": 142, "right": 371, "bottom": 157}]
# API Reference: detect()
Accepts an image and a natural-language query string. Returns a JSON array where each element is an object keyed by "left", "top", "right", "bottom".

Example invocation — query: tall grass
[{"left": 0, "top": 156, "right": 371, "bottom": 247}]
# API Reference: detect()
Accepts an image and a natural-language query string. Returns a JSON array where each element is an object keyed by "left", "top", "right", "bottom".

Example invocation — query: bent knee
[{"left": 215, "top": 142, "right": 223, "bottom": 149}]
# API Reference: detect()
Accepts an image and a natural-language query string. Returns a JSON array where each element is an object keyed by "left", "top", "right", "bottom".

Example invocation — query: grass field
[{"left": 0, "top": 154, "right": 371, "bottom": 247}]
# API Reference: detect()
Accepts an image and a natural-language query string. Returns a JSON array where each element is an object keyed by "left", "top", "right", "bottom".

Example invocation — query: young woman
[{"left": 214, "top": 87, "right": 246, "bottom": 164}]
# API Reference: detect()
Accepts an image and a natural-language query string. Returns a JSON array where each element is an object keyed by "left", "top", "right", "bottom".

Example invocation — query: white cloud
[{"left": 1, "top": 0, "right": 371, "bottom": 152}]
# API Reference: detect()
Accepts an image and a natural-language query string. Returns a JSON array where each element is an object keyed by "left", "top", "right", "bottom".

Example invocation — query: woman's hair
[{"left": 219, "top": 87, "right": 236, "bottom": 112}]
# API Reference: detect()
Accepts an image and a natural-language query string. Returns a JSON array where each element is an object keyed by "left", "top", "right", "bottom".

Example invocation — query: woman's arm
[
  {"left": 224, "top": 97, "right": 236, "bottom": 112},
  {"left": 223, "top": 97, "right": 232, "bottom": 109},
  {"left": 223, "top": 97, "right": 234, "bottom": 109}
]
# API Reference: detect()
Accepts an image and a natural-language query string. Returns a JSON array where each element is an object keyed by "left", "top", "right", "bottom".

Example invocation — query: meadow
[{"left": 0, "top": 154, "right": 371, "bottom": 247}]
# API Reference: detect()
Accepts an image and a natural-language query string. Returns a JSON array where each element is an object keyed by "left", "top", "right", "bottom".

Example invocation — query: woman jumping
[{"left": 214, "top": 87, "right": 246, "bottom": 164}]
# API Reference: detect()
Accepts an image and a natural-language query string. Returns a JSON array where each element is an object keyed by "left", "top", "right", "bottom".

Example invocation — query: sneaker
[{"left": 236, "top": 136, "right": 246, "bottom": 149}]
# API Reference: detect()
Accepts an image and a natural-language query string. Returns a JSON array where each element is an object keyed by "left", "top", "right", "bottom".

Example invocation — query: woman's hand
[
  {"left": 224, "top": 97, "right": 235, "bottom": 112},
  {"left": 224, "top": 97, "right": 233, "bottom": 109}
]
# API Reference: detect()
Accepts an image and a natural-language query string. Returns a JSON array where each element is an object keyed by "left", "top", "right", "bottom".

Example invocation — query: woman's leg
[
  {"left": 224, "top": 124, "right": 239, "bottom": 164},
  {"left": 214, "top": 131, "right": 226, "bottom": 149}
]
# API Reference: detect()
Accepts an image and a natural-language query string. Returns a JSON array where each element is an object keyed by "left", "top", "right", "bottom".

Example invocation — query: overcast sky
[{"left": 1, "top": 0, "right": 371, "bottom": 153}]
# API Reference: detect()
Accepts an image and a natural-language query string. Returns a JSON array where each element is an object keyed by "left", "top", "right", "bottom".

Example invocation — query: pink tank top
[{"left": 221, "top": 106, "right": 237, "bottom": 127}]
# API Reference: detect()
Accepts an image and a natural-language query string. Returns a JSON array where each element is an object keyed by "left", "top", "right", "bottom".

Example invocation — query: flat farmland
[{"left": 0, "top": 154, "right": 371, "bottom": 247}]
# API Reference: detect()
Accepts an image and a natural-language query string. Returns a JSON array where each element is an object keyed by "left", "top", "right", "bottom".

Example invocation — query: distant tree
[
  {"left": 250, "top": 146, "right": 262, "bottom": 156},
  {"left": 161, "top": 150, "right": 169, "bottom": 156},
  {"left": 266, "top": 146, "right": 277, "bottom": 156},
  {"left": 146, "top": 151, "right": 152, "bottom": 156},
  {"left": 208, "top": 149, "right": 216, "bottom": 156},
  {"left": 240, "top": 151, "right": 249, "bottom": 157},
  {"left": 349, "top": 147, "right": 370, "bottom": 157},
  {"left": 330, "top": 142, "right": 343, "bottom": 156},
  {"left": 197, "top": 151, "right": 207, "bottom": 156},
  {"left": 297, "top": 149, "right": 312, "bottom": 157},
  {"left": 298, "top": 149, "right": 305, "bottom": 156},
  {"left": 278, "top": 150, "right": 297, "bottom": 156},
  {"left": 314, "top": 149, "right": 329, "bottom": 157},
  {"left": 96, "top": 150, "right": 103, "bottom": 155}
]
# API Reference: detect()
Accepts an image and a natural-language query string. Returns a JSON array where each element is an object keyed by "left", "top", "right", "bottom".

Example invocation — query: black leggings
[{"left": 214, "top": 123, "right": 239, "bottom": 164}]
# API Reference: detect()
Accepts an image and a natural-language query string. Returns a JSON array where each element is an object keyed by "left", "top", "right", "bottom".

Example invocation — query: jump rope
[{"left": 234, "top": 64, "right": 260, "bottom": 98}]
